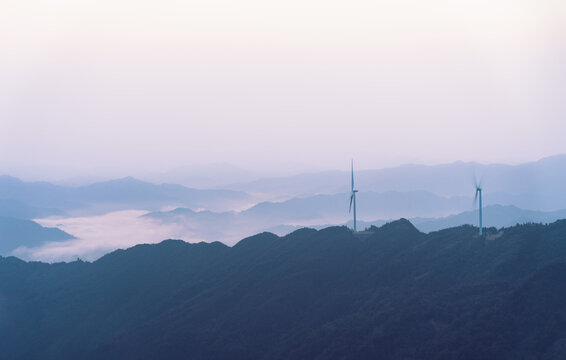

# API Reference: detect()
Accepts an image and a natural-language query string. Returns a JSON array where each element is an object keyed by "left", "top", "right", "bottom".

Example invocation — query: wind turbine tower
[
  {"left": 349, "top": 160, "right": 358, "bottom": 232},
  {"left": 475, "top": 185, "right": 483, "bottom": 236}
]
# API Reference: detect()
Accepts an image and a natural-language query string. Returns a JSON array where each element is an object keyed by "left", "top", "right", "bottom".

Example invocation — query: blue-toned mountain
[
  {"left": 0, "top": 176, "right": 250, "bottom": 215},
  {"left": 2, "top": 220, "right": 566, "bottom": 359},
  {"left": 0, "top": 217, "right": 74, "bottom": 254}
]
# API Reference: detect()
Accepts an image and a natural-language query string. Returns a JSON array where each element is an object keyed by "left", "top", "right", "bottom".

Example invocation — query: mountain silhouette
[
  {"left": 2, "top": 220, "right": 566, "bottom": 359},
  {"left": 412, "top": 204, "right": 566, "bottom": 232},
  {"left": 145, "top": 203, "right": 566, "bottom": 246},
  {"left": 0, "top": 199, "right": 66, "bottom": 219},
  {"left": 225, "top": 155, "right": 566, "bottom": 210},
  {"left": 0, "top": 175, "right": 250, "bottom": 215},
  {"left": 0, "top": 217, "right": 74, "bottom": 254},
  {"left": 242, "top": 190, "right": 471, "bottom": 220}
]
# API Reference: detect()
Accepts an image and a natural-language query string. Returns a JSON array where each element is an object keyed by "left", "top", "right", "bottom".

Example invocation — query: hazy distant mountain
[
  {"left": 243, "top": 190, "right": 471, "bottom": 221},
  {"left": 2, "top": 220, "right": 566, "bottom": 359},
  {"left": 0, "top": 175, "right": 79, "bottom": 210},
  {"left": 349, "top": 205, "right": 566, "bottom": 233},
  {"left": 146, "top": 202, "right": 566, "bottom": 244},
  {"left": 75, "top": 177, "right": 250, "bottom": 211},
  {"left": 0, "top": 175, "right": 251, "bottom": 215},
  {"left": 144, "top": 190, "right": 471, "bottom": 243},
  {"left": 412, "top": 205, "right": 566, "bottom": 233},
  {"left": 0, "top": 199, "right": 65, "bottom": 219},
  {"left": 0, "top": 217, "right": 74, "bottom": 254},
  {"left": 144, "top": 207, "right": 242, "bottom": 242},
  {"left": 225, "top": 155, "right": 566, "bottom": 210}
]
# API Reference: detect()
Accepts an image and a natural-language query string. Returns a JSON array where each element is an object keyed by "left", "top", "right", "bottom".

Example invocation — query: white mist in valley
[
  {"left": 13, "top": 209, "right": 316, "bottom": 262},
  {"left": 13, "top": 210, "right": 195, "bottom": 262}
]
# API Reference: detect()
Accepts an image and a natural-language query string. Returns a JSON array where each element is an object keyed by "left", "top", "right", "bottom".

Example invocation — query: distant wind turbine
[
  {"left": 474, "top": 180, "right": 483, "bottom": 236},
  {"left": 349, "top": 160, "right": 358, "bottom": 232}
]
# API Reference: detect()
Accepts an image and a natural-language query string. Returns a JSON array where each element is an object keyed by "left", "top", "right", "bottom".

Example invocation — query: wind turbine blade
[
  {"left": 473, "top": 188, "right": 478, "bottom": 206},
  {"left": 351, "top": 160, "right": 354, "bottom": 190},
  {"left": 349, "top": 194, "right": 353, "bottom": 213}
]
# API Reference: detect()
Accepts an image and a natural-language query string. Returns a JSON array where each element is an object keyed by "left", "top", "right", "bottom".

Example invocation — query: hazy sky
[{"left": 1, "top": 0, "right": 565, "bottom": 179}]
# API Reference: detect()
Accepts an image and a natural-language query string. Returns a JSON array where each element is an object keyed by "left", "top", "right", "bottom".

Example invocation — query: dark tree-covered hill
[{"left": 2, "top": 219, "right": 566, "bottom": 359}]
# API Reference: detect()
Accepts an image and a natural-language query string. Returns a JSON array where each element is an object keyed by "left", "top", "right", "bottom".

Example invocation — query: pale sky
[{"left": 1, "top": 0, "right": 565, "bottom": 179}]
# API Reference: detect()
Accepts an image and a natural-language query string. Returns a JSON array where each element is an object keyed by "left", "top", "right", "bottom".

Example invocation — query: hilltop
[{"left": 2, "top": 220, "right": 566, "bottom": 359}]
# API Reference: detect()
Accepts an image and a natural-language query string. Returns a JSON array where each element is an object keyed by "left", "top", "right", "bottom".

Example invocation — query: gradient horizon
[{"left": 1, "top": 0, "right": 565, "bottom": 181}]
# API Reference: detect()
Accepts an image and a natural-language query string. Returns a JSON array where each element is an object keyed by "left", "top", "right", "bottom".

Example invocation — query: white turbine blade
[
  {"left": 351, "top": 160, "right": 354, "bottom": 190},
  {"left": 473, "top": 188, "right": 479, "bottom": 206},
  {"left": 349, "top": 193, "right": 354, "bottom": 213}
]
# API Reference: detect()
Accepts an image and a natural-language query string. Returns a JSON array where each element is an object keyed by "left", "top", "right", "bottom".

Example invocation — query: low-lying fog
[
  {"left": 15, "top": 209, "right": 331, "bottom": 262},
  {"left": 14, "top": 210, "right": 197, "bottom": 262}
]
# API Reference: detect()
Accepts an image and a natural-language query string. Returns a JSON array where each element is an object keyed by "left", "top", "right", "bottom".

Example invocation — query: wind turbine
[
  {"left": 474, "top": 180, "right": 483, "bottom": 236},
  {"left": 349, "top": 160, "right": 358, "bottom": 232}
]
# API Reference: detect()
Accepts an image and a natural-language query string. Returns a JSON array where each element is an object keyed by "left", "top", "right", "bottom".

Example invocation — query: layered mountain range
[
  {"left": 2, "top": 220, "right": 566, "bottom": 359},
  {"left": 0, "top": 175, "right": 251, "bottom": 216},
  {"left": 2, "top": 155, "right": 566, "bottom": 260}
]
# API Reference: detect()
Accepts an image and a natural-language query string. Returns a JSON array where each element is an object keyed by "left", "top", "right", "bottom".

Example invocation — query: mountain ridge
[
  {"left": 0, "top": 176, "right": 251, "bottom": 215},
  {"left": 2, "top": 220, "right": 566, "bottom": 359},
  {"left": 0, "top": 216, "right": 74, "bottom": 254},
  {"left": 221, "top": 155, "right": 566, "bottom": 210}
]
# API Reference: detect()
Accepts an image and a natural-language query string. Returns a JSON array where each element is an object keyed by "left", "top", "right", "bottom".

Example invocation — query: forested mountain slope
[{"left": 2, "top": 220, "right": 566, "bottom": 359}]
